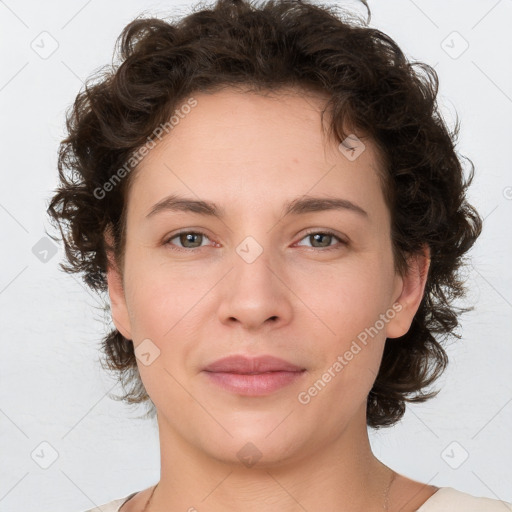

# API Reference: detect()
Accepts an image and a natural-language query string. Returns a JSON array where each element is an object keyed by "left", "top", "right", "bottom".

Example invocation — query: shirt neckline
[{"left": 117, "top": 486, "right": 448, "bottom": 511}]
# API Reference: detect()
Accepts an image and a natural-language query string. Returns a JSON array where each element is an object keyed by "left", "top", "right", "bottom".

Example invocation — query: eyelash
[{"left": 163, "top": 229, "right": 347, "bottom": 253}]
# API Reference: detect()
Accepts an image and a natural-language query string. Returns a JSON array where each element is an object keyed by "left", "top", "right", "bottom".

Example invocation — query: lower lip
[{"left": 203, "top": 370, "right": 306, "bottom": 396}]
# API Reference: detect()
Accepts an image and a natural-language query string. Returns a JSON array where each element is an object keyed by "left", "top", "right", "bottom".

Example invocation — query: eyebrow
[{"left": 145, "top": 193, "right": 369, "bottom": 220}]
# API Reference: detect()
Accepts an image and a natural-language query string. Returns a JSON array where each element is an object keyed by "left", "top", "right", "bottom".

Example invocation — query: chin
[{"left": 197, "top": 424, "right": 309, "bottom": 469}]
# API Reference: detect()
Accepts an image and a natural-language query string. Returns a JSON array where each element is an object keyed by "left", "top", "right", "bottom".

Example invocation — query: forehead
[{"left": 126, "top": 87, "right": 387, "bottom": 223}]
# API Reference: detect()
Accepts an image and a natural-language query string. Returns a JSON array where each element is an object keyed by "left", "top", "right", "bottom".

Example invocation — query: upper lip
[{"left": 203, "top": 355, "right": 305, "bottom": 373}]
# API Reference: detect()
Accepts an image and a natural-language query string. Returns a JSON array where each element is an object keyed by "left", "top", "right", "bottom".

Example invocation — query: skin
[{"left": 106, "top": 87, "right": 437, "bottom": 511}]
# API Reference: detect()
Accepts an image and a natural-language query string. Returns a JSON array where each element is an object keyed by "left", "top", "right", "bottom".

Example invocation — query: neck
[{"left": 149, "top": 405, "right": 394, "bottom": 512}]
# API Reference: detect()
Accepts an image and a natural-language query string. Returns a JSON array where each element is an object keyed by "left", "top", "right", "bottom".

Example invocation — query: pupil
[
  {"left": 182, "top": 233, "right": 201, "bottom": 248},
  {"left": 313, "top": 233, "right": 330, "bottom": 247}
]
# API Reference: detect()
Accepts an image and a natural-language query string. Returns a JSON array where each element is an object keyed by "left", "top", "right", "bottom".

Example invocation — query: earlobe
[
  {"left": 104, "top": 226, "right": 132, "bottom": 340},
  {"left": 386, "top": 245, "right": 430, "bottom": 339}
]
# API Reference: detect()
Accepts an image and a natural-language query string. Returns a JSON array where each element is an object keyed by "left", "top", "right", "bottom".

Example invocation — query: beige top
[{"left": 81, "top": 487, "right": 512, "bottom": 512}]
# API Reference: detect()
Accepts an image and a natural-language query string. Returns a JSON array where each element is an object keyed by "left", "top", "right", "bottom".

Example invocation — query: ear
[
  {"left": 386, "top": 245, "right": 430, "bottom": 339},
  {"left": 104, "top": 225, "right": 132, "bottom": 340}
]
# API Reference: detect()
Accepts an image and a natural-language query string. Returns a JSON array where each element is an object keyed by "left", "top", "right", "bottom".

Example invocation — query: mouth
[
  {"left": 202, "top": 354, "right": 306, "bottom": 396},
  {"left": 203, "top": 369, "right": 306, "bottom": 396},
  {"left": 203, "top": 354, "right": 305, "bottom": 373}
]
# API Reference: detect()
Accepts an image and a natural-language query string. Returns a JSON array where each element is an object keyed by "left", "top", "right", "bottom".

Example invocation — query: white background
[{"left": 0, "top": 0, "right": 511, "bottom": 510}]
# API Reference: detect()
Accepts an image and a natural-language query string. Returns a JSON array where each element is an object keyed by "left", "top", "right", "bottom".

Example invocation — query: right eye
[{"left": 164, "top": 230, "right": 214, "bottom": 251}]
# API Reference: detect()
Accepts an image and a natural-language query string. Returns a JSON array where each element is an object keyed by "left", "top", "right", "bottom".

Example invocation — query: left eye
[{"left": 295, "top": 230, "right": 346, "bottom": 250}]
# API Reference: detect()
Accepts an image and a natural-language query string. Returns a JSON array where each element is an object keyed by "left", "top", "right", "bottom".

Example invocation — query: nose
[{"left": 217, "top": 243, "right": 293, "bottom": 332}]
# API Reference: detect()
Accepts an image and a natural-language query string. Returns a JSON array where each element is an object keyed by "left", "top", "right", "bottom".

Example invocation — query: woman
[{"left": 47, "top": 0, "right": 511, "bottom": 510}]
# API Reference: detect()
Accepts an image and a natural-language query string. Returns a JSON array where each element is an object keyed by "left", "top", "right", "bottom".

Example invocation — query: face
[{"left": 107, "top": 87, "right": 427, "bottom": 466}]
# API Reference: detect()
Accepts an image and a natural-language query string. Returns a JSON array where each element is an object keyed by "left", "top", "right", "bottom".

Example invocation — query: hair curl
[{"left": 46, "top": 0, "right": 482, "bottom": 428}]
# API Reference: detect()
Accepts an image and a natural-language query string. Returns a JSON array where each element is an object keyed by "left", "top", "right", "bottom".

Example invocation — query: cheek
[
  {"left": 297, "top": 269, "right": 390, "bottom": 417},
  {"left": 122, "top": 257, "right": 211, "bottom": 398},
  {"left": 301, "top": 259, "right": 395, "bottom": 335},
  {"left": 123, "top": 248, "right": 204, "bottom": 338},
  {"left": 297, "top": 257, "right": 395, "bottom": 397},
  {"left": 125, "top": 268, "right": 198, "bottom": 402}
]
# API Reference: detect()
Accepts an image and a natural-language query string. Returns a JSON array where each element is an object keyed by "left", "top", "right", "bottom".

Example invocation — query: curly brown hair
[{"left": 46, "top": 0, "right": 482, "bottom": 428}]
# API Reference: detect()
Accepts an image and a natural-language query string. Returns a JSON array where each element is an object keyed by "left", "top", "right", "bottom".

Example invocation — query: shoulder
[
  {"left": 417, "top": 487, "right": 512, "bottom": 511},
  {"left": 78, "top": 492, "right": 138, "bottom": 512}
]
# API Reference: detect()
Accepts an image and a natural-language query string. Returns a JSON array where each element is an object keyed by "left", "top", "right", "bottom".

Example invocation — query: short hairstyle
[{"left": 47, "top": 0, "right": 482, "bottom": 428}]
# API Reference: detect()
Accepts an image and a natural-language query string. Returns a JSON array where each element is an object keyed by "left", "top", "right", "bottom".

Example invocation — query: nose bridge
[
  {"left": 217, "top": 232, "right": 292, "bottom": 329},
  {"left": 235, "top": 234, "right": 274, "bottom": 287},
  {"left": 232, "top": 233, "right": 278, "bottom": 300}
]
